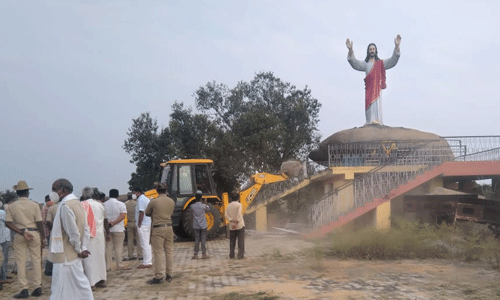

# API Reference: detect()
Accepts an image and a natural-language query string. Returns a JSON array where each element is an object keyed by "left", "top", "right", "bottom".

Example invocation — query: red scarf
[
  {"left": 81, "top": 201, "right": 97, "bottom": 238},
  {"left": 364, "top": 60, "right": 386, "bottom": 110}
]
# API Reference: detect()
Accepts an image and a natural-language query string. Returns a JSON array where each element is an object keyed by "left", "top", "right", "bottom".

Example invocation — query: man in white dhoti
[
  {"left": 132, "top": 187, "right": 153, "bottom": 269},
  {"left": 48, "top": 179, "right": 93, "bottom": 300},
  {"left": 81, "top": 187, "right": 107, "bottom": 289},
  {"left": 346, "top": 35, "right": 401, "bottom": 125}
]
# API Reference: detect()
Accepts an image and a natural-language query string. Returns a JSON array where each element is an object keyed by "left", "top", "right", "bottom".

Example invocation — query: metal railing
[
  {"left": 310, "top": 136, "right": 500, "bottom": 227},
  {"left": 251, "top": 179, "right": 303, "bottom": 206},
  {"left": 327, "top": 139, "right": 454, "bottom": 167},
  {"left": 249, "top": 161, "right": 328, "bottom": 208},
  {"left": 444, "top": 136, "right": 500, "bottom": 161}
]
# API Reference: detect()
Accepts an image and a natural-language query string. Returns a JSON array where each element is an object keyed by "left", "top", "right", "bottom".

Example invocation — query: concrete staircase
[
  {"left": 305, "top": 165, "right": 444, "bottom": 238},
  {"left": 305, "top": 160, "right": 500, "bottom": 239}
]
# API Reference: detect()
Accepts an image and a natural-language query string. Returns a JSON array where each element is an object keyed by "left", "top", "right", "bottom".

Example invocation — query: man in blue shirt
[{"left": 191, "top": 190, "right": 210, "bottom": 259}]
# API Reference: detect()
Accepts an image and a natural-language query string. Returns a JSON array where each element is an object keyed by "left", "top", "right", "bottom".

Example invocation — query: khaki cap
[{"left": 14, "top": 180, "right": 33, "bottom": 191}]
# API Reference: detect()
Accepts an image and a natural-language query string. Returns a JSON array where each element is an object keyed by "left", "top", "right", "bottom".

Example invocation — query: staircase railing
[
  {"left": 444, "top": 136, "right": 500, "bottom": 161},
  {"left": 249, "top": 161, "right": 328, "bottom": 208}
]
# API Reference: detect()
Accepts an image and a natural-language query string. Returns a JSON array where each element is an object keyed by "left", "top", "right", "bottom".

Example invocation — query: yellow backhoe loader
[{"left": 145, "top": 158, "right": 290, "bottom": 239}]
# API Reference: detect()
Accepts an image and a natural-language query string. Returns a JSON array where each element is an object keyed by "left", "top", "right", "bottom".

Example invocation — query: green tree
[
  {"left": 169, "top": 102, "right": 219, "bottom": 159},
  {"left": 168, "top": 102, "right": 241, "bottom": 194},
  {"left": 124, "top": 72, "right": 321, "bottom": 194},
  {"left": 194, "top": 71, "right": 321, "bottom": 175},
  {"left": 0, "top": 189, "right": 17, "bottom": 205},
  {"left": 123, "top": 112, "right": 173, "bottom": 190}
]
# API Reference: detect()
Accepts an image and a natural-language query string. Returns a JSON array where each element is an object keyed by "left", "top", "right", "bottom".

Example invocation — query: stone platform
[{"left": 309, "top": 124, "right": 448, "bottom": 163}]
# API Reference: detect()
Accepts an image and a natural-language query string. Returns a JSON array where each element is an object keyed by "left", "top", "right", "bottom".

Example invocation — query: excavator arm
[{"left": 238, "top": 172, "right": 289, "bottom": 214}]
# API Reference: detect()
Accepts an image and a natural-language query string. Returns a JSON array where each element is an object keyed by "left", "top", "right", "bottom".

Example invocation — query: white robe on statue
[{"left": 82, "top": 199, "right": 107, "bottom": 286}]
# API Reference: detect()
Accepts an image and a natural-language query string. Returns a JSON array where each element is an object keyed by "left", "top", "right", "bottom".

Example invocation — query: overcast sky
[{"left": 1, "top": 1, "right": 499, "bottom": 203}]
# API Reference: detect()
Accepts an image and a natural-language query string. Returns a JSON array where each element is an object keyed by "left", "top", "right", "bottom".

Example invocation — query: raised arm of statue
[
  {"left": 346, "top": 38, "right": 366, "bottom": 72},
  {"left": 383, "top": 35, "right": 402, "bottom": 70},
  {"left": 394, "top": 34, "right": 401, "bottom": 53},
  {"left": 346, "top": 38, "right": 353, "bottom": 55}
]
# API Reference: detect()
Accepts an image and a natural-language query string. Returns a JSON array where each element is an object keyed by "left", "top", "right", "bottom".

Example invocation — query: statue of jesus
[{"left": 346, "top": 35, "right": 401, "bottom": 125}]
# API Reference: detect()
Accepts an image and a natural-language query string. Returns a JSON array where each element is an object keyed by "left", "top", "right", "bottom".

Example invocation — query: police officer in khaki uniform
[
  {"left": 145, "top": 182, "right": 175, "bottom": 284},
  {"left": 124, "top": 192, "right": 142, "bottom": 260},
  {"left": 44, "top": 202, "right": 59, "bottom": 276},
  {"left": 46, "top": 202, "right": 58, "bottom": 228},
  {"left": 5, "top": 180, "right": 45, "bottom": 298}
]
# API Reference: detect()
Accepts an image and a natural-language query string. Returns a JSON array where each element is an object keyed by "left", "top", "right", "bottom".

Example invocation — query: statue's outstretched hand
[
  {"left": 395, "top": 34, "right": 401, "bottom": 46},
  {"left": 346, "top": 38, "right": 353, "bottom": 50}
]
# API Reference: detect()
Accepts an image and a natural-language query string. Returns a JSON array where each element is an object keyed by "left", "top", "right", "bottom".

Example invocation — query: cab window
[
  {"left": 178, "top": 165, "right": 193, "bottom": 195},
  {"left": 160, "top": 165, "right": 174, "bottom": 196},
  {"left": 194, "top": 164, "right": 211, "bottom": 194}
]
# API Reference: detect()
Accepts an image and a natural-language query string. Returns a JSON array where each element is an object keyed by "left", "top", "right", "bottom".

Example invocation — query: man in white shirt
[
  {"left": 132, "top": 187, "right": 152, "bottom": 268},
  {"left": 224, "top": 196, "right": 245, "bottom": 259},
  {"left": 103, "top": 189, "right": 127, "bottom": 270}
]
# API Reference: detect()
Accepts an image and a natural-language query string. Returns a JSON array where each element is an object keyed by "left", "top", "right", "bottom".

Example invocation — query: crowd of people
[{"left": 0, "top": 179, "right": 245, "bottom": 299}]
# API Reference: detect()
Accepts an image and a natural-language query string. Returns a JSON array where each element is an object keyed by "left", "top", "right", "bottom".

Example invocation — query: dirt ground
[
  {"left": 212, "top": 235, "right": 500, "bottom": 300},
  {"left": 2, "top": 232, "right": 500, "bottom": 299},
  {"left": 224, "top": 251, "right": 500, "bottom": 299}
]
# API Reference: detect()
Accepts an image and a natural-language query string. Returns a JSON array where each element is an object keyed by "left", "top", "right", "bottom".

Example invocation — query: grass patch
[
  {"left": 308, "top": 246, "right": 326, "bottom": 271},
  {"left": 463, "top": 289, "right": 476, "bottom": 295},
  {"left": 211, "top": 291, "right": 279, "bottom": 300},
  {"left": 261, "top": 248, "right": 294, "bottom": 261},
  {"left": 271, "top": 249, "right": 293, "bottom": 260},
  {"left": 319, "top": 218, "right": 500, "bottom": 264}
]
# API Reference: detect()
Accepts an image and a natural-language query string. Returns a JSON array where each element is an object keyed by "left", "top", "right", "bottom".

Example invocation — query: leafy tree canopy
[
  {"left": 124, "top": 72, "right": 321, "bottom": 193},
  {"left": 123, "top": 112, "right": 173, "bottom": 189},
  {"left": 0, "top": 189, "right": 17, "bottom": 205},
  {"left": 194, "top": 71, "right": 321, "bottom": 174}
]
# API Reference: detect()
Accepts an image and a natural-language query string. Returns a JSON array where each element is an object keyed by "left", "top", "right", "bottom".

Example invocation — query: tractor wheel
[
  {"left": 173, "top": 220, "right": 189, "bottom": 238},
  {"left": 182, "top": 203, "right": 221, "bottom": 239},
  {"left": 205, "top": 204, "right": 222, "bottom": 238},
  {"left": 182, "top": 207, "right": 194, "bottom": 238}
]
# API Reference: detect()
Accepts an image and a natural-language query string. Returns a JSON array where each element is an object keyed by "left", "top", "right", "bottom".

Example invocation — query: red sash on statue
[{"left": 364, "top": 60, "right": 386, "bottom": 110}]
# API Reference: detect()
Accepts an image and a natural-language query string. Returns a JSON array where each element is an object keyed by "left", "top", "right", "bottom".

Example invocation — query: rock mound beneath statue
[{"left": 309, "top": 124, "right": 451, "bottom": 162}]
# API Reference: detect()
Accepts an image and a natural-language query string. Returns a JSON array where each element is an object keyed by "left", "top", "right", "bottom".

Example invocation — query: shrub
[{"left": 321, "top": 218, "right": 500, "bottom": 262}]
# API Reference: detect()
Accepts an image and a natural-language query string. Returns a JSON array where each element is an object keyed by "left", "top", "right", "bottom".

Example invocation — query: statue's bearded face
[
  {"left": 365, "top": 43, "right": 380, "bottom": 62},
  {"left": 369, "top": 45, "right": 377, "bottom": 57}
]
